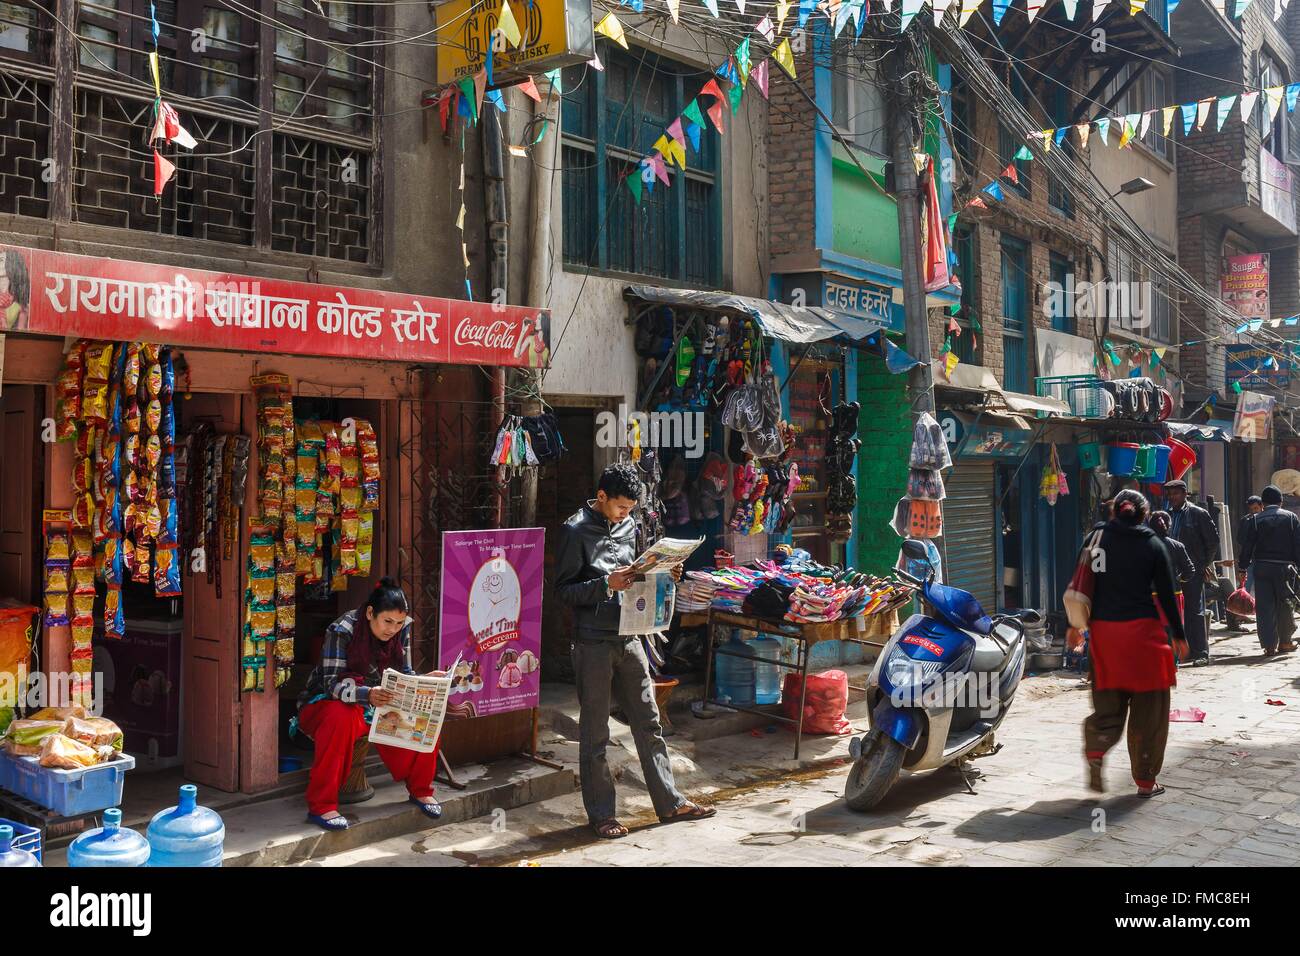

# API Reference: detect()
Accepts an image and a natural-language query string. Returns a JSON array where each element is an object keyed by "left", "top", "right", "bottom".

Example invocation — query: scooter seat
[{"left": 970, "top": 635, "right": 1007, "bottom": 672}]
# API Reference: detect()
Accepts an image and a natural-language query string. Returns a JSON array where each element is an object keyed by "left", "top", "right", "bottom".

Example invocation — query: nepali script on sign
[
  {"left": 619, "top": 537, "right": 704, "bottom": 636},
  {"left": 368, "top": 668, "right": 453, "bottom": 754}
]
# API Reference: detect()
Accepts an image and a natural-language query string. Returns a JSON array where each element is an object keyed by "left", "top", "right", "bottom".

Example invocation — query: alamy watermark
[
  {"left": 1043, "top": 273, "right": 1152, "bottom": 329},
  {"left": 596, "top": 403, "right": 705, "bottom": 459}
]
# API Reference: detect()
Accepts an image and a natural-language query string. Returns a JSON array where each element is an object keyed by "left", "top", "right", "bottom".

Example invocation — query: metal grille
[
  {"left": 271, "top": 132, "right": 371, "bottom": 264},
  {"left": 72, "top": 87, "right": 256, "bottom": 243},
  {"left": 0, "top": 69, "right": 52, "bottom": 218}
]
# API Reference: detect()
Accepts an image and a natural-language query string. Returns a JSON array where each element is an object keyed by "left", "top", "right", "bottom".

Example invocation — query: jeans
[
  {"left": 571, "top": 635, "right": 685, "bottom": 824},
  {"left": 1183, "top": 575, "right": 1208, "bottom": 659}
]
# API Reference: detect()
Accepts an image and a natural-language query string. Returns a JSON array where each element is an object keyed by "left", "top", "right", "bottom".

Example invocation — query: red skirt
[{"left": 1089, "top": 617, "right": 1177, "bottom": 693}]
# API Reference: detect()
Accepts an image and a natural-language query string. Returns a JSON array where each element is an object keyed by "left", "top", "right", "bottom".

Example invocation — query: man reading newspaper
[{"left": 554, "top": 462, "right": 717, "bottom": 840}]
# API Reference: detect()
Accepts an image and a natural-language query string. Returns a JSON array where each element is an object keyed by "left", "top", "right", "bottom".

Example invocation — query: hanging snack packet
[{"left": 154, "top": 546, "right": 182, "bottom": 598}]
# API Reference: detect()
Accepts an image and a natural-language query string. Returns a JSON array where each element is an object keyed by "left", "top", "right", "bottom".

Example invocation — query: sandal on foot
[
  {"left": 1086, "top": 758, "right": 1104, "bottom": 793},
  {"left": 307, "top": 813, "right": 350, "bottom": 832},
  {"left": 409, "top": 797, "right": 443, "bottom": 820},
  {"left": 1137, "top": 784, "right": 1166, "bottom": 799},
  {"left": 659, "top": 801, "right": 717, "bottom": 824},
  {"left": 593, "top": 819, "right": 629, "bottom": 839}
]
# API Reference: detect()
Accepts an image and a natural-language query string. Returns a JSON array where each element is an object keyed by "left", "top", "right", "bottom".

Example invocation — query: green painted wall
[
  {"left": 830, "top": 149, "right": 900, "bottom": 268},
  {"left": 856, "top": 351, "right": 912, "bottom": 573}
]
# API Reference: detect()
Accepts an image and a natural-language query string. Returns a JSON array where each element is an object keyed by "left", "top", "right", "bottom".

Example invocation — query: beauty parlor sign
[
  {"left": 0, "top": 245, "right": 550, "bottom": 368},
  {"left": 438, "top": 528, "right": 544, "bottom": 718}
]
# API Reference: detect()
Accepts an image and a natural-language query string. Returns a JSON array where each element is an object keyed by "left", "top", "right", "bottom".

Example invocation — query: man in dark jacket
[
  {"left": 1238, "top": 485, "right": 1300, "bottom": 656},
  {"left": 1164, "top": 479, "right": 1219, "bottom": 666},
  {"left": 553, "top": 462, "right": 715, "bottom": 839}
]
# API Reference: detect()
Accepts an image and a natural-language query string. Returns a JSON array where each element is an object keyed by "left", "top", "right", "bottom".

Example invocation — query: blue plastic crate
[
  {"left": 0, "top": 817, "right": 41, "bottom": 862},
  {"left": 0, "top": 751, "right": 135, "bottom": 817}
]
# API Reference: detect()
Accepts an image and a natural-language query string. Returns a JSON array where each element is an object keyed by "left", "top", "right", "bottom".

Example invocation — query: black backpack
[{"left": 522, "top": 413, "right": 567, "bottom": 464}]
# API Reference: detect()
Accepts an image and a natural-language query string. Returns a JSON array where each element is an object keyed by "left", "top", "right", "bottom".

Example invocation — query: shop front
[{"left": 0, "top": 245, "right": 548, "bottom": 795}]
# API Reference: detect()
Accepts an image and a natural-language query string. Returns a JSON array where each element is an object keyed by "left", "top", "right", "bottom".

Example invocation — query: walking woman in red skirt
[
  {"left": 1083, "top": 490, "right": 1189, "bottom": 798},
  {"left": 296, "top": 578, "right": 443, "bottom": 831}
]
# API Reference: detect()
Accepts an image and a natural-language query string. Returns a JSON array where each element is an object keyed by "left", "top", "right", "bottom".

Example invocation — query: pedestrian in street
[
  {"left": 1084, "top": 490, "right": 1187, "bottom": 798},
  {"left": 1239, "top": 496, "right": 1264, "bottom": 597},
  {"left": 1237, "top": 485, "right": 1300, "bottom": 656},
  {"left": 554, "top": 462, "right": 716, "bottom": 839},
  {"left": 1149, "top": 511, "right": 1195, "bottom": 585},
  {"left": 295, "top": 579, "right": 444, "bottom": 832},
  {"left": 1164, "top": 479, "right": 1219, "bottom": 666}
]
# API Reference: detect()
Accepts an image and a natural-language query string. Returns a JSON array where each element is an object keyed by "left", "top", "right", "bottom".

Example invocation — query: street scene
[{"left": 2, "top": 0, "right": 1300, "bottom": 930}]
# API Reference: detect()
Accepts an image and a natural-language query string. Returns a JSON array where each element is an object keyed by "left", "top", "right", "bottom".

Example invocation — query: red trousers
[{"left": 298, "top": 699, "right": 439, "bottom": 816}]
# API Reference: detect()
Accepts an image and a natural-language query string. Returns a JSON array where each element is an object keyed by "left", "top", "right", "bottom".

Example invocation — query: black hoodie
[{"left": 1090, "top": 520, "right": 1186, "bottom": 643}]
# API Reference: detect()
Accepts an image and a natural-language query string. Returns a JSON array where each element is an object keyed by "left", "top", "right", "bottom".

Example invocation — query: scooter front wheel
[{"left": 844, "top": 735, "right": 906, "bottom": 812}]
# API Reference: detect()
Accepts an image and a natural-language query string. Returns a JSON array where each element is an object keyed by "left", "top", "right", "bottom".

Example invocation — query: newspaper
[
  {"left": 367, "top": 668, "right": 453, "bottom": 753},
  {"left": 619, "top": 536, "right": 704, "bottom": 635}
]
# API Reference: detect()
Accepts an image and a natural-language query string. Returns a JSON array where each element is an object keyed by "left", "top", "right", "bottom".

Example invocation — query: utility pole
[{"left": 887, "top": 40, "right": 935, "bottom": 416}]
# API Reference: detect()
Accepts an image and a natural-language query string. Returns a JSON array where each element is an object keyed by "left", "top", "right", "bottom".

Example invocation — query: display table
[{"left": 683, "top": 608, "right": 897, "bottom": 759}]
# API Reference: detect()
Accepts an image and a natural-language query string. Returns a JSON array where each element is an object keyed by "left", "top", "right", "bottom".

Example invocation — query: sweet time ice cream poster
[{"left": 438, "top": 528, "right": 544, "bottom": 717}]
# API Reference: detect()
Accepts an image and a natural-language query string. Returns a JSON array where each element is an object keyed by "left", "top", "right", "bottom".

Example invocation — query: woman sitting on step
[{"left": 296, "top": 578, "right": 443, "bottom": 832}]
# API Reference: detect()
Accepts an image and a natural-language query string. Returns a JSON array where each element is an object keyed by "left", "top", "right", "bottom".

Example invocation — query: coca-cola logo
[{"left": 454, "top": 317, "right": 520, "bottom": 351}]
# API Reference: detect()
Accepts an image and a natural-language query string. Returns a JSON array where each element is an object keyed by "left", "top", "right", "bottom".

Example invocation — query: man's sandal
[
  {"left": 658, "top": 801, "right": 717, "bottom": 824},
  {"left": 1137, "top": 784, "right": 1166, "bottom": 799},
  {"left": 593, "top": 819, "right": 629, "bottom": 839}
]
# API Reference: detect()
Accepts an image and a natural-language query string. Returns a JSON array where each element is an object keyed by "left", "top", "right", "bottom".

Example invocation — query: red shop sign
[{"left": 0, "top": 245, "right": 551, "bottom": 368}]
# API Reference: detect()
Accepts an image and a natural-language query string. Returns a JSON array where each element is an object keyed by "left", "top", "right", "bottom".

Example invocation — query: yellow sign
[{"left": 435, "top": 0, "right": 595, "bottom": 87}]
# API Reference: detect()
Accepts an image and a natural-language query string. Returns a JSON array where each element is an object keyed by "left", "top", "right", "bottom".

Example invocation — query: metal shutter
[{"left": 942, "top": 459, "right": 998, "bottom": 614}]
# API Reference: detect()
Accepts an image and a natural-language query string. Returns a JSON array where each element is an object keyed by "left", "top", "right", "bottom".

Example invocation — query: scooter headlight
[{"left": 885, "top": 653, "right": 925, "bottom": 692}]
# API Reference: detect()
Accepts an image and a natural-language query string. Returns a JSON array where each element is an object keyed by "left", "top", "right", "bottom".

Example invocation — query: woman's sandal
[
  {"left": 593, "top": 819, "right": 629, "bottom": 840},
  {"left": 307, "top": 813, "right": 350, "bottom": 832},
  {"left": 409, "top": 797, "right": 443, "bottom": 820},
  {"left": 1137, "top": 784, "right": 1166, "bottom": 799},
  {"left": 658, "top": 801, "right": 717, "bottom": 825}
]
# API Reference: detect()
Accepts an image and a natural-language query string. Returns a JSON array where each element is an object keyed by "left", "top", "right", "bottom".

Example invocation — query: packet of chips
[
  {"left": 146, "top": 362, "right": 162, "bottom": 398},
  {"left": 251, "top": 605, "right": 277, "bottom": 639},
  {"left": 84, "top": 342, "right": 113, "bottom": 382},
  {"left": 250, "top": 536, "right": 275, "bottom": 572},
  {"left": 44, "top": 564, "right": 69, "bottom": 593},
  {"left": 154, "top": 546, "right": 181, "bottom": 598},
  {"left": 357, "top": 512, "right": 375, "bottom": 576},
  {"left": 276, "top": 602, "right": 296, "bottom": 632},
  {"left": 132, "top": 553, "right": 152, "bottom": 585},
  {"left": 72, "top": 564, "right": 96, "bottom": 596},
  {"left": 72, "top": 494, "right": 95, "bottom": 530},
  {"left": 250, "top": 574, "right": 276, "bottom": 605}
]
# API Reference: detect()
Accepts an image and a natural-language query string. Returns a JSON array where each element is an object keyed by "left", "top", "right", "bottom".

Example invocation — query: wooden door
[
  {"left": 0, "top": 385, "right": 40, "bottom": 604},
  {"left": 182, "top": 393, "right": 243, "bottom": 792}
]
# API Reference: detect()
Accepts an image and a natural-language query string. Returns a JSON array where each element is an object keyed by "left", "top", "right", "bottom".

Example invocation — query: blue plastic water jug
[
  {"left": 715, "top": 632, "right": 756, "bottom": 707},
  {"left": 752, "top": 634, "right": 784, "bottom": 705},
  {"left": 0, "top": 824, "right": 39, "bottom": 867},
  {"left": 146, "top": 785, "right": 225, "bottom": 867},
  {"left": 68, "top": 808, "right": 151, "bottom": 867}
]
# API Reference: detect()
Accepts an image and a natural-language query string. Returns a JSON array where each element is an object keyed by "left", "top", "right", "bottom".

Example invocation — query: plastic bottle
[
  {"left": 0, "top": 824, "right": 39, "bottom": 867},
  {"left": 68, "top": 808, "right": 151, "bottom": 867},
  {"left": 752, "top": 634, "right": 784, "bottom": 705},
  {"left": 146, "top": 784, "right": 225, "bottom": 867},
  {"left": 714, "top": 631, "right": 756, "bottom": 707}
]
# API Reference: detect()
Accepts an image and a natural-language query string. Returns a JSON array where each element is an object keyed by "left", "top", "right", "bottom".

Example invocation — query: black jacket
[
  {"left": 553, "top": 502, "right": 636, "bottom": 638},
  {"left": 1091, "top": 521, "right": 1185, "bottom": 643},
  {"left": 1239, "top": 505, "right": 1300, "bottom": 570},
  {"left": 1158, "top": 534, "right": 1196, "bottom": 585},
  {"left": 1170, "top": 501, "right": 1219, "bottom": 573}
]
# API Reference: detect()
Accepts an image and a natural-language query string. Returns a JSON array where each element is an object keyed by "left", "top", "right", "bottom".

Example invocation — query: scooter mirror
[{"left": 900, "top": 539, "right": 930, "bottom": 564}]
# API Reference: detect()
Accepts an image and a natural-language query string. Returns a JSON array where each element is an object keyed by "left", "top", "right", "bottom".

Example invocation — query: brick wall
[{"left": 768, "top": 40, "right": 818, "bottom": 261}]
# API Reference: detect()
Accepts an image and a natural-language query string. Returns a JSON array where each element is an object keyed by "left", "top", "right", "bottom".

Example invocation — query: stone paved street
[{"left": 309, "top": 627, "right": 1300, "bottom": 867}]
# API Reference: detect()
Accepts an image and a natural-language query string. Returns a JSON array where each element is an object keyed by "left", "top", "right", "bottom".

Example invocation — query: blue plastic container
[
  {"left": 1106, "top": 443, "right": 1139, "bottom": 477},
  {"left": 68, "top": 808, "right": 151, "bottom": 868},
  {"left": 714, "top": 632, "right": 756, "bottom": 707},
  {"left": 0, "top": 818, "right": 41, "bottom": 863},
  {"left": 752, "top": 635, "right": 784, "bottom": 705},
  {"left": 146, "top": 785, "right": 225, "bottom": 867},
  {"left": 1150, "top": 443, "right": 1171, "bottom": 483},
  {"left": 0, "top": 824, "right": 40, "bottom": 867},
  {"left": 0, "top": 751, "right": 135, "bottom": 817}
]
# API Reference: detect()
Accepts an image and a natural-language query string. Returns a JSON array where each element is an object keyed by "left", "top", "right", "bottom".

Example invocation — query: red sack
[
  {"left": 1227, "top": 586, "right": 1256, "bottom": 619},
  {"left": 782, "top": 669, "right": 852, "bottom": 736}
]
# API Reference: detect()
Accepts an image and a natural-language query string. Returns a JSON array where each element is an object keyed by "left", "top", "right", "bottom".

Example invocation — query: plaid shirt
[{"left": 299, "top": 610, "right": 415, "bottom": 708}]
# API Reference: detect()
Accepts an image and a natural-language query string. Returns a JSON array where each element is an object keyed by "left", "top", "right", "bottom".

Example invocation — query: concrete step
[{"left": 44, "top": 756, "right": 574, "bottom": 868}]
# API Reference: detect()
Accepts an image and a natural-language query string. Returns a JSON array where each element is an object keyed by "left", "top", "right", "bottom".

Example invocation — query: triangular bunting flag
[
  {"left": 1077, "top": 123, "right": 1091, "bottom": 149},
  {"left": 752, "top": 60, "right": 770, "bottom": 99},
  {"left": 1118, "top": 115, "right": 1135, "bottom": 148},
  {"left": 518, "top": 76, "right": 542, "bottom": 102},
  {"left": 1162, "top": 105, "right": 1177, "bottom": 135},
  {"left": 1027, "top": 0, "right": 1045, "bottom": 20},
  {"left": 497, "top": 0, "right": 523, "bottom": 47},
  {"left": 653, "top": 153, "right": 671, "bottom": 185},
  {"left": 590, "top": 52, "right": 604, "bottom": 71},
  {"left": 798, "top": 0, "right": 815, "bottom": 26},
  {"left": 1139, "top": 111, "right": 1153, "bottom": 138},
  {"left": 737, "top": 37, "right": 752, "bottom": 79},
  {"left": 1266, "top": 85, "right": 1285, "bottom": 123},
  {"left": 149, "top": 51, "right": 161, "bottom": 96},
  {"left": 595, "top": 12, "right": 629, "bottom": 48},
  {"left": 777, "top": 0, "right": 792, "bottom": 31},
  {"left": 1054, "top": 127, "right": 1069, "bottom": 147},
  {"left": 967, "top": 196, "right": 988, "bottom": 209},
  {"left": 834, "top": 0, "right": 853, "bottom": 33},
  {"left": 683, "top": 118, "right": 702, "bottom": 152},
  {"left": 716, "top": 57, "right": 740, "bottom": 86},
  {"left": 663, "top": 137, "right": 687, "bottom": 168},
  {"left": 1094, "top": 0, "right": 1113, "bottom": 16},
  {"left": 1042, "top": 130, "right": 1054, "bottom": 153},
  {"left": 1287, "top": 82, "right": 1300, "bottom": 112},
  {"left": 652, "top": 134, "right": 671, "bottom": 157},
  {"left": 458, "top": 76, "right": 478, "bottom": 123},
  {"left": 992, "top": 0, "right": 1010, "bottom": 23},
  {"left": 773, "top": 39, "right": 795, "bottom": 79},
  {"left": 1062, "top": 0, "right": 1079, "bottom": 15},
  {"left": 1196, "top": 99, "right": 1213, "bottom": 130},
  {"left": 901, "top": 0, "right": 923, "bottom": 29},
  {"left": 1014, "top": 144, "right": 1034, "bottom": 160},
  {"left": 1180, "top": 102, "right": 1195, "bottom": 135},
  {"left": 729, "top": 80, "right": 744, "bottom": 115},
  {"left": 684, "top": 98, "right": 706, "bottom": 129},
  {"left": 474, "top": 69, "right": 488, "bottom": 113},
  {"left": 1129, "top": 0, "right": 1146, "bottom": 13},
  {"left": 960, "top": 0, "right": 982, "bottom": 24},
  {"left": 627, "top": 171, "right": 643, "bottom": 203},
  {"left": 707, "top": 97, "right": 726, "bottom": 133},
  {"left": 983, "top": 181, "right": 1005, "bottom": 202},
  {"left": 153, "top": 149, "right": 175, "bottom": 196},
  {"left": 756, "top": 15, "right": 775, "bottom": 40},
  {"left": 1216, "top": 95, "right": 1237, "bottom": 131},
  {"left": 703, "top": 0, "right": 719, "bottom": 13},
  {"left": 700, "top": 78, "right": 725, "bottom": 101},
  {"left": 933, "top": 0, "right": 954, "bottom": 24},
  {"left": 735, "top": 0, "right": 745, "bottom": 12},
  {"left": 485, "top": 42, "right": 495, "bottom": 87},
  {"left": 1235, "top": 0, "right": 1251, "bottom": 14},
  {"left": 1097, "top": 117, "right": 1111, "bottom": 145},
  {"left": 485, "top": 88, "right": 506, "bottom": 112},
  {"left": 1001, "top": 162, "right": 1019, "bottom": 184},
  {"left": 667, "top": 117, "right": 686, "bottom": 146},
  {"left": 1240, "top": 90, "right": 1260, "bottom": 122}
]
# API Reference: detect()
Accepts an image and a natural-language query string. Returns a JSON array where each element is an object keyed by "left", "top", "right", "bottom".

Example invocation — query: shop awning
[
  {"left": 1168, "top": 421, "right": 1234, "bottom": 442},
  {"left": 931, "top": 361, "right": 1071, "bottom": 416},
  {"left": 624, "top": 285, "right": 884, "bottom": 347}
]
